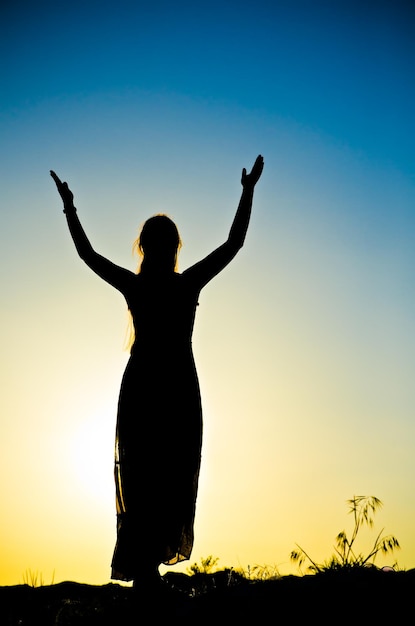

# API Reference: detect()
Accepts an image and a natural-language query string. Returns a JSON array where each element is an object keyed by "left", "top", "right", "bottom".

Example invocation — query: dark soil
[{"left": 2, "top": 568, "right": 414, "bottom": 624}]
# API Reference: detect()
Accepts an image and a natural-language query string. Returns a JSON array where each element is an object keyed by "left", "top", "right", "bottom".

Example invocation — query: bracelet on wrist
[{"left": 63, "top": 206, "right": 77, "bottom": 214}]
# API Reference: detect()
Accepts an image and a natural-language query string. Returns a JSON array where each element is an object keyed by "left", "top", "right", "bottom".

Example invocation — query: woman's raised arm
[
  {"left": 50, "top": 170, "right": 134, "bottom": 291},
  {"left": 228, "top": 154, "right": 264, "bottom": 253},
  {"left": 184, "top": 155, "right": 264, "bottom": 287}
]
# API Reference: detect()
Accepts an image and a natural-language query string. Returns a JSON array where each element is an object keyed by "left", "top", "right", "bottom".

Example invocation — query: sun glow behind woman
[{"left": 1, "top": 0, "right": 414, "bottom": 586}]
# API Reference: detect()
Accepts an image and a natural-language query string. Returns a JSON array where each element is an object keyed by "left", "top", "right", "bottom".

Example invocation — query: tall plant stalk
[{"left": 291, "top": 496, "right": 400, "bottom": 573}]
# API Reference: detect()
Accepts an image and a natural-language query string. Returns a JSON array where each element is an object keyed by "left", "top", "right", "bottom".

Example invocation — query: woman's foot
[{"left": 133, "top": 566, "right": 163, "bottom": 594}]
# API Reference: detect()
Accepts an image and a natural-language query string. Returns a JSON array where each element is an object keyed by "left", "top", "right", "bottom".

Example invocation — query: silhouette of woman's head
[{"left": 135, "top": 214, "right": 181, "bottom": 273}]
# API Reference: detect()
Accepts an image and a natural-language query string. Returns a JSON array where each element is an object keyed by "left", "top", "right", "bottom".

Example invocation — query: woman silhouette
[{"left": 51, "top": 155, "right": 264, "bottom": 589}]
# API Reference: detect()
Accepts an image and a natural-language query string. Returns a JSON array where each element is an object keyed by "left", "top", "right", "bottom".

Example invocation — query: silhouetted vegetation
[
  {"left": 291, "top": 495, "right": 400, "bottom": 573},
  {"left": 2, "top": 566, "right": 414, "bottom": 624},
  {"left": 5, "top": 496, "right": 411, "bottom": 623}
]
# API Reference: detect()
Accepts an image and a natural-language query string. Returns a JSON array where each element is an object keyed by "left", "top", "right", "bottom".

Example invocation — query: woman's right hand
[
  {"left": 50, "top": 170, "right": 75, "bottom": 211},
  {"left": 241, "top": 155, "right": 264, "bottom": 190}
]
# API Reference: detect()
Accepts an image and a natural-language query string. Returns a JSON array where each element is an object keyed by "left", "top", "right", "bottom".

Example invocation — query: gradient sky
[{"left": 1, "top": 0, "right": 414, "bottom": 585}]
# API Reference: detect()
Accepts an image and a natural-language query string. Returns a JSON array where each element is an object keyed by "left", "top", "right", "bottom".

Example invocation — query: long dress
[
  {"left": 71, "top": 235, "right": 244, "bottom": 581},
  {"left": 111, "top": 269, "right": 205, "bottom": 580}
]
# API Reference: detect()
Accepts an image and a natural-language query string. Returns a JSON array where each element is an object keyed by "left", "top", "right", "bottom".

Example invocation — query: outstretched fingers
[
  {"left": 50, "top": 170, "right": 74, "bottom": 206},
  {"left": 251, "top": 155, "right": 264, "bottom": 180},
  {"left": 50, "top": 170, "right": 62, "bottom": 186},
  {"left": 50, "top": 170, "right": 68, "bottom": 193},
  {"left": 242, "top": 154, "right": 264, "bottom": 188}
]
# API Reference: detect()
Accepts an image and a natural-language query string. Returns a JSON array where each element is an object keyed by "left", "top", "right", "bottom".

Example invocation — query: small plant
[
  {"left": 22, "top": 569, "right": 44, "bottom": 587},
  {"left": 22, "top": 568, "right": 55, "bottom": 587},
  {"left": 291, "top": 495, "right": 400, "bottom": 573},
  {"left": 187, "top": 555, "right": 220, "bottom": 575},
  {"left": 248, "top": 563, "right": 281, "bottom": 581}
]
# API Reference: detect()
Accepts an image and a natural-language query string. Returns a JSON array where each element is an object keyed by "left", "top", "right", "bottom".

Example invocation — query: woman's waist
[{"left": 130, "top": 337, "right": 193, "bottom": 355}]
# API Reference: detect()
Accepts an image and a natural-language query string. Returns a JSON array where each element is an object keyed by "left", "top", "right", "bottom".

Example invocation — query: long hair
[
  {"left": 125, "top": 214, "right": 182, "bottom": 349},
  {"left": 133, "top": 214, "right": 182, "bottom": 274}
]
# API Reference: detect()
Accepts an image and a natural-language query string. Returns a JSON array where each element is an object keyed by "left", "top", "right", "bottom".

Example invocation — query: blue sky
[
  {"left": 2, "top": 0, "right": 414, "bottom": 172},
  {"left": 1, "top": 0, "right": 414, "bottom": 584}
]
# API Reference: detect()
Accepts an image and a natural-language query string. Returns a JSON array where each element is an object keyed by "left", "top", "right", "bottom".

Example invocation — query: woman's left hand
[{"left": 50, "top": 170, "right": 75, "bottom": 211}]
